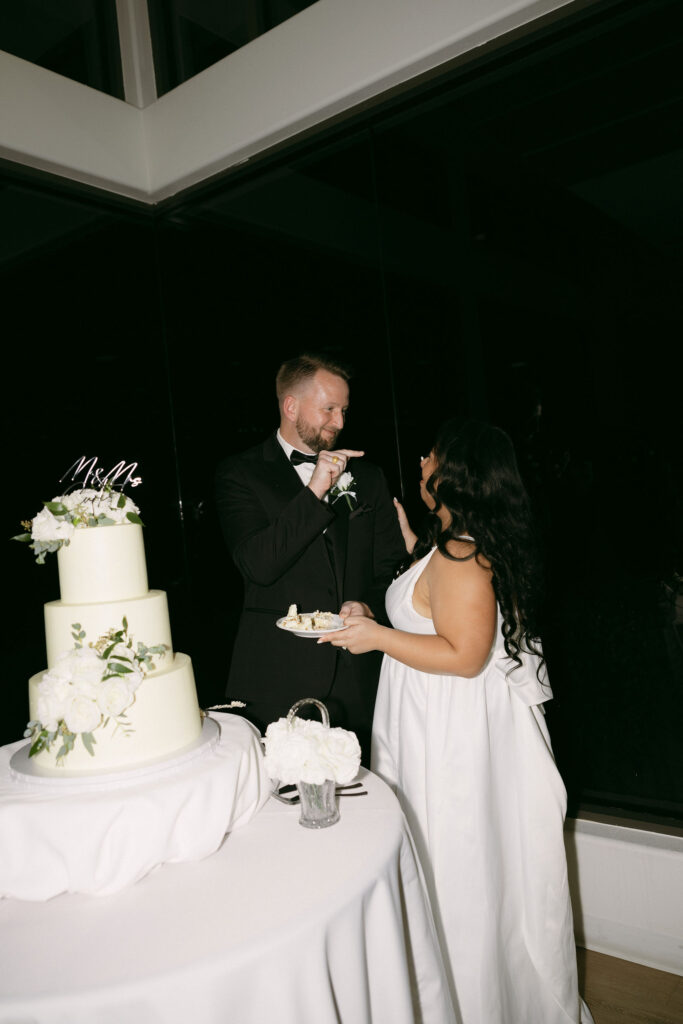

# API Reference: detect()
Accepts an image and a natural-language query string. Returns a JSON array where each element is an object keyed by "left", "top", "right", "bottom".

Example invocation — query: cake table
[
  {"left": 1, "top": 712, "right": 270, "bottom": 900},
  {"left": 0, "top": 765, "right": 456, "bottom": 1023}
]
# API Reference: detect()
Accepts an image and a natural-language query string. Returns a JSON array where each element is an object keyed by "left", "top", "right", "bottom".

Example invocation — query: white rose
[
  {"left": 31, "top": 507, "right": 75, "bottom": 543},
  {"left": 68, "top": 646, "right": 106, "bottom": 687},
  {"left": 297, "top": 748, "right": 331, "bottom": 785},
  {"left": 336, "top": 472, "right": 353, "bottom": 491},
  {"left": 36, "top": 675, "right": 73, "bottom": 731},
  {"left": 82, "top": 494, "right": 110, "bottom": 519},
  {"left": 97, "top": 678, "right": 135, "bottom": 718},
  {"left": 62, "top": 691, "right": 102, "bottom": 735},
  {"left": 92, "top": 491, "right": 139, "bottom": 521},
  {"left": 58, "top": 489, "right": 140, "bottom": 525},
  {"left": 317, "top": 727, "right": 361, "bottom": 784},
  {"left": 105, "top": 505, "right": 128, "bottom": 524},
  {"left": 91, "top": 493, "right": 117, "bottom": 518},
  {"left": 264, "top": 719, "right": 328, "bottom": 784},
  {"left": 60, "top": 489, "right": 97, "bottom": 520}
]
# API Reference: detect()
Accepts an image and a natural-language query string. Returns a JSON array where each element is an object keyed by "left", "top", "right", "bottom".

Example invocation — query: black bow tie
[{"left": 290, "top": 449, "right": 318, "bottom": 466}]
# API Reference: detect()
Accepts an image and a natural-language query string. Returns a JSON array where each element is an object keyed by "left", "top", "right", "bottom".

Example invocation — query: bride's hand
[
  {"left": 317, "top": 615, "right": 385, "bottom": 655},
  {"left": 339, "top": 600, "right": 373, "bottom": 621},
  {"left": 394, "top": 497, "right": 417, "bottom": 554}
]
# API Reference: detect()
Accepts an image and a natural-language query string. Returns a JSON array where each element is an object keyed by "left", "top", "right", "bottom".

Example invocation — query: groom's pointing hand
[{"left": 309, "top": 449, "right": 364, "bottom": 500}]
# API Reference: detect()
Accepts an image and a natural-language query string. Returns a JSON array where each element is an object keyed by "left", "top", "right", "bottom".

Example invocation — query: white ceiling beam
[
  {"left": 0, "top": 50, "right": 149, "bottom": 199},
  {"left": 116, "top": 0, "right": 158, "bottom": 110},
  {"left": 0, "top": 0, "right": 580, "bottom": 203}
]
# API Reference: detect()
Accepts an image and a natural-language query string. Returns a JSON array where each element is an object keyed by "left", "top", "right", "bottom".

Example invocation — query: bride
[{"left": 320, "top": 418, "right": 594, "bottom": 1024}]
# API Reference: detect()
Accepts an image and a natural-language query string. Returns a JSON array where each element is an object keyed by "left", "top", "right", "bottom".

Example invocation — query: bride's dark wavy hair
[{"left": 412, "top": 418, "right": 544, "bottom": 669}]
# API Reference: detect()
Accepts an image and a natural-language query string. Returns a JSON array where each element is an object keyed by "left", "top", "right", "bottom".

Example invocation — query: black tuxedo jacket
[{"left": 214, "top": 434, "right": 405, "bottom": 755}]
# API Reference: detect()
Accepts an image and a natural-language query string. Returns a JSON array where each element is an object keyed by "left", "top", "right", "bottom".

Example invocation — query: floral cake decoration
[{"left": 13, "top": 486, "right": 143, "bottom": 563}]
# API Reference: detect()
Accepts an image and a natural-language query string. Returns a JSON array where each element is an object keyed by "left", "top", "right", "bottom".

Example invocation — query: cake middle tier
[{"left": 45, "top": 590, "right": 174, "bottom": 669}]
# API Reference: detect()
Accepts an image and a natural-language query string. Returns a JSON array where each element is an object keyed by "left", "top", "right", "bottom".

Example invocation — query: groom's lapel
[
  {"left": 262, "top": 434, "right": 306, "bottom": 504},
  {"left": 262, "top": 434, "right": 341, "bottom": 589},
  {"left": 326, "top": 493, "right": 351, "bottom": 598}
]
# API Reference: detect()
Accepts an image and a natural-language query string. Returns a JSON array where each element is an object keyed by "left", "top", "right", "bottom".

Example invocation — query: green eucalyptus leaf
[
  {"left": 29, "top": 732, "right": 48, "bottom": 757},
  {"left": 126, "top": 512, "right": 144, "bottom": 526},
  {"left": 81, "top": 732, "right": 96, "bottom": 756},
  {"left": 147, "top": 644, "right": 168, "bottom": 655}
]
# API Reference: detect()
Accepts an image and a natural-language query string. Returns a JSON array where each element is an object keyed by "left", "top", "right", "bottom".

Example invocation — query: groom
[{"left": 215, "top": 353, "right": 405, "bottom": 761}]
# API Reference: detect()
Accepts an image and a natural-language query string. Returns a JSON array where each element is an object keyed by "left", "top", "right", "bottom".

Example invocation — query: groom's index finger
[{"left": 336, "top": 449, "right": 365, "bottom": 458}]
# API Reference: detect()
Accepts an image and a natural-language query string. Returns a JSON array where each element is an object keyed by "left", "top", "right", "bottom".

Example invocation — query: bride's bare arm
[
  {"left": 393, "top": 497, "right": 417, "bottom": 554},
  {"left": 319, "top": 548, "right": 497, "bottom": 677}
]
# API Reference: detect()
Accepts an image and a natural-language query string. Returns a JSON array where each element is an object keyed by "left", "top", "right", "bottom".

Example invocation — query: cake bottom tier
[{"left": 27, "top": 653, "right": 202, "bottom": 774}]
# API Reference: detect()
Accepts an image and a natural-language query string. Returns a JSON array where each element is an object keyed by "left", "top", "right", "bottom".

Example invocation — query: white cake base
[{"left": 10, "top": 714, "right": 218, "bottom": 785}]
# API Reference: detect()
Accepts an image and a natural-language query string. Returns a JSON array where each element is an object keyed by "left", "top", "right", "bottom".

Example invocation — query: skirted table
[
  {"left": 0, "top": 728, "right": 456, "bottom": 1023},
  {"left": 1, "top": 712, "right": 271, "bottom": 900}
]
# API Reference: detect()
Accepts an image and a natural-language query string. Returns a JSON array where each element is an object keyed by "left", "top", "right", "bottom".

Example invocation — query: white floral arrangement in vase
[
  {"left": 13, "top": 485, "right": 143, "bottom": 563},
  {"left": 264, "top": 715, "right": 361, "bottom": 785},
  {"left": 263, "top": 696, "right": 361, "bottom": 822},
  {"left": 25, "top": 618, "right": 167, "bottom": 763}
]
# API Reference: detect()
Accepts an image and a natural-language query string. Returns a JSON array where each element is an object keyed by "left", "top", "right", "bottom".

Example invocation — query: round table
[{"left": 0, "top": 767, "right": 456, "bottom": 1023}]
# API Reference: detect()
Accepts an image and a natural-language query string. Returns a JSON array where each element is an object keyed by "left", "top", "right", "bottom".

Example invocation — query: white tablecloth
[
  {"left": 0, "top": 713, "right": 270, "bottom": 900},
  {"left": 0, "top": 768, "right": 456, "bottom": 1024}
]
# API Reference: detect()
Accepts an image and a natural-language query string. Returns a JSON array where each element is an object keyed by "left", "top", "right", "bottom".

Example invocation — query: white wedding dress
[{"left": 372, "top": 548, "right": 594, "bottom": 1024}]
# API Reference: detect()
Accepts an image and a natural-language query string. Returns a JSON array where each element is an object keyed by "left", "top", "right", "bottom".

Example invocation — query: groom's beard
[{"left": 295, "top": 415, "right": 341, "bottom": 453}]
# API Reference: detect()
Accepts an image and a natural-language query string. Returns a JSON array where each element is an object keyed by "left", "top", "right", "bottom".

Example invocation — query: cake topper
[{"left": 60, "top": 456, "right": 142, "bottom": 492}]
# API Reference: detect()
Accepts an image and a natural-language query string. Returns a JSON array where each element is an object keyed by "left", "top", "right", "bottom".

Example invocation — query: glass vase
[{"left": 296, "top": 779, "right": 339, "bottom": 829}]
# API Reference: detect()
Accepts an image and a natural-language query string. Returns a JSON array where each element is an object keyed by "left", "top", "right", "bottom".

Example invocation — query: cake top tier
[{"left": 57, "top": 523, "right": 149, "bottom": 604}]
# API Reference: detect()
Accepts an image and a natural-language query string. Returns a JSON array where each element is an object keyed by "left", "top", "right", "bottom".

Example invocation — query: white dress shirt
[{"left": 276, "top": 430, "right": 330, "bottom": 504}]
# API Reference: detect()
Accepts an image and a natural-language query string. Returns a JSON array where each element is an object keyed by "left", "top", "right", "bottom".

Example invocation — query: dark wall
[{"left": 3, "top": 0, "right": 682, "bottom": 822}]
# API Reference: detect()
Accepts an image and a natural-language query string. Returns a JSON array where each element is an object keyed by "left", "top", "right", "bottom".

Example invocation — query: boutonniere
[{"left": 329, "top": 471, "right": 358, "bottom": 510}]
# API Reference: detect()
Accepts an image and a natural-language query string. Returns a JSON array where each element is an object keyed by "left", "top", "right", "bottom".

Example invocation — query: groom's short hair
[{"left": 276, "top": 353, "right": 351, "bottom": 405}]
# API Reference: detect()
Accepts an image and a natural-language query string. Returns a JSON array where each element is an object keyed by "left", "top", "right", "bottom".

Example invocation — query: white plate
[{"left": 276, "top": 613, "right": 346, "bottom": 638}]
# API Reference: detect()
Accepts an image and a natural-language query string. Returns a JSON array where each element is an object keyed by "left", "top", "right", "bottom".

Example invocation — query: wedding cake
[
  {"left": 18, "top": 488, "right": 202, "bottom": 774},
  {"left": 2, "top": 484, "right": 271, "bottom": 902}
]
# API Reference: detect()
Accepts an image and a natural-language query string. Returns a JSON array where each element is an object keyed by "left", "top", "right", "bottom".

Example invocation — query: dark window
[
  {"left": 147, "top": 0, "right": 319, "bottom": 97},
  {"left": 0, "top": 0, "right": 124, "bottom": 99}
]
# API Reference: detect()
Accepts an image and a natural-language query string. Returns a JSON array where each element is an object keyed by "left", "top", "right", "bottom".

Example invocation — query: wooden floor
[{"left": 578, "top": 948, "right": 683, "bottom": 1024}]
